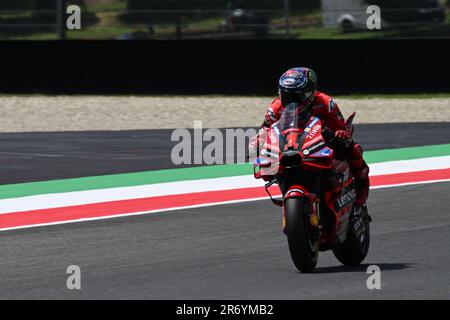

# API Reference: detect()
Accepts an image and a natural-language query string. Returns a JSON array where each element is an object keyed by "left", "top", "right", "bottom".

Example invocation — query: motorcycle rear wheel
[
  {"left": 285, "top": 197, "right": 319, "bottom": 273},
  {"left": 332, "top": 214, "right": 370, "bottom": 266}
]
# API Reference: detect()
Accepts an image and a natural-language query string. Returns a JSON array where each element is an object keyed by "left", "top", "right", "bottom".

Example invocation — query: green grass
[
  {"left": 187, "top": 16, "right": 223, "bottom": 29},
  {"left": 5, "top": 31, "right": 58, "bottom": 40},
  {"left": 288, "top": 22, "right": 450, "bottom": 40},
  {"left": 288, "top": 27, "right": 381, "bottom": 40},
  {"left": 4, "top": 26, "right": 137, "bottom": 40},
  {"left": 66, "top": 25, "right": 136, "bottom": 40}
]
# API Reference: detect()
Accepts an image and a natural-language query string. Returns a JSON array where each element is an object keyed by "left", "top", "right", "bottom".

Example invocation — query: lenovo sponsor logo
[{"left": 337, "top": 189, "right": 356, "bottom": 208}]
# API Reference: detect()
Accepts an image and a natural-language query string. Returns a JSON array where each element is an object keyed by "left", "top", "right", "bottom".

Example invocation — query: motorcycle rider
[{"left": 254, "top": 67, "right": 370, "bottom": 211}]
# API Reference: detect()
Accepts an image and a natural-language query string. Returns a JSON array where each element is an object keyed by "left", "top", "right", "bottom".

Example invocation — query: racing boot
[
  {"left": 346, "top": 143, "right": 371, "bottom": 234},
  {"left": 346, "top": 143, "right": 370, "bottom": 207}
]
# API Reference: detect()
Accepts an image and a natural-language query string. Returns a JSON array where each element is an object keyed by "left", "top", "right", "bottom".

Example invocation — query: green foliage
[
  {"left": 127, "top": 0, "right": 320, "bottom": 10},
  {"left": 33, "top": 0, "right": 87, "bottom": 10},
  {"left": 0, "top": 0, "right": 89, "bottom": 12},
  {"left": 128, "top": 0, "right": 220, "bottom": 10},
  {"left": 123, "top": 0, "right": 320, "bottom": 24}
]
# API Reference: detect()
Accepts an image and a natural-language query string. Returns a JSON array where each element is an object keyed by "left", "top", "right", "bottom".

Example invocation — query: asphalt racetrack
[
  {"left": 1, "top": 182, "right": 449, "bottom": 299},
  {"left": 0, "top": 123, "right": 449, "bottom": 299}
]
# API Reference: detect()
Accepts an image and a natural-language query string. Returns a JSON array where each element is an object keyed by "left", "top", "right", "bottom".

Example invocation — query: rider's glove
[{"left": 334, "top": 129, "right": 353, "bottom": 149}]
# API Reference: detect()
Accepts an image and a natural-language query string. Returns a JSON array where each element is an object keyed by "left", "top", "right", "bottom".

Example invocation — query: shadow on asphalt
[{"left": 312, "top": 263, "right": 415, "bottom": 274}]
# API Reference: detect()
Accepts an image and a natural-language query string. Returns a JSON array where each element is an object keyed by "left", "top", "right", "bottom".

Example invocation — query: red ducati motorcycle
[{"left": 252, "top": 103, "right": 371, "bottom": 273}]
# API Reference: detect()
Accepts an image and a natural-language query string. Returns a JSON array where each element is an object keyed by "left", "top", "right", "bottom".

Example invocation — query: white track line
[{"left": 369, "top": 156, "right": 450, "bottom": 175}]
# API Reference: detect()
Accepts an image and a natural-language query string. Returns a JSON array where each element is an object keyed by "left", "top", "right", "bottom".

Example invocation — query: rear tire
[
  {"left": 285, "top": 197, "right": 318, "bottom": 273},
  {"left": 332, "top": 216, "right": 370, "bottom": 266}
]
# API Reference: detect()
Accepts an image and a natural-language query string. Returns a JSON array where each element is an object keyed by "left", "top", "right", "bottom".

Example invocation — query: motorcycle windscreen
[{"left": 279, "top": 102, "right": 312, "bottom": 133}]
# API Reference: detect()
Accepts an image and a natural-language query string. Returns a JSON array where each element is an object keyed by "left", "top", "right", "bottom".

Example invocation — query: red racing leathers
[{"left": 260, "top": 91, "right": 369, "bottom": 206}]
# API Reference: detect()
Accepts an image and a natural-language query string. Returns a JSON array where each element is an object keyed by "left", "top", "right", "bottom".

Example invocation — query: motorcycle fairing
[
  {"left": 322, "top": 160, "right": 356, "bottom": 241},
  {"left": 299, "top": 116, "right": 334, "bottom": 170}
]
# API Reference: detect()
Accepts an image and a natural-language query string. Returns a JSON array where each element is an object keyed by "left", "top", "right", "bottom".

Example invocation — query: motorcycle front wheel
[{"left": 285, "top": 197, "right": 319, "bottom": 273}]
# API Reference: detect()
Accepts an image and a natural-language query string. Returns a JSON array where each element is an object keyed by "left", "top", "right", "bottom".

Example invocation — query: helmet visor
[{"left": 279, "top": 90, "right": 313, "bottom": 110}]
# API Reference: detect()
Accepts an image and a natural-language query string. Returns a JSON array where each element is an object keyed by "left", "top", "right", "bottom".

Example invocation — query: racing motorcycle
[{"left": 252, "top": 103, "right": 371, "bottom": 273}]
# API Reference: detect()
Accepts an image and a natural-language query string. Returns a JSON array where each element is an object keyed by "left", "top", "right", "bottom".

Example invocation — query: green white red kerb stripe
[{"left": 0, "top": 144, "right": 449, "bottom": 231}]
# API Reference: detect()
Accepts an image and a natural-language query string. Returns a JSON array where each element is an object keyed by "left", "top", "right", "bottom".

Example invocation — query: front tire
[{"left": 285, "top": 197, "right": 318, "bottom": 273}]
